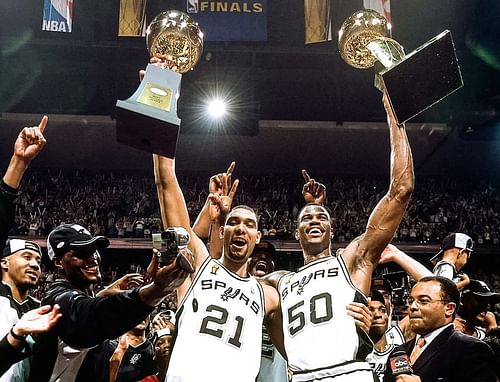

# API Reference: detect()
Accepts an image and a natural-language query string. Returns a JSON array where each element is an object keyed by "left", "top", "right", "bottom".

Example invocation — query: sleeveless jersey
[
  {"left": 277, "top": 256, "right": 375, "bottom": 381},
  {"left": 257, "top": 325, "right": 288, "bottom": 382},
  {"left": 365, "top": 343, "right": 396, "bottom": 382},
  {"left": 167, "top": 258, "right": 265, "bottom": 382},
  {"left": 385, "top": 325, "right": 405, "bottom": 346}
]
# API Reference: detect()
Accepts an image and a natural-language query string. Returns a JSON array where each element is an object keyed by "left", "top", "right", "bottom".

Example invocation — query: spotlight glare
[{"left": 207, "top": 99, "right": 227, "bottom": 119}]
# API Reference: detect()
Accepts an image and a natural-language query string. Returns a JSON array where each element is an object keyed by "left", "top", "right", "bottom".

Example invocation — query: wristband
[{"left": 10, "top": 326, "right": 26, "bottom": 341}]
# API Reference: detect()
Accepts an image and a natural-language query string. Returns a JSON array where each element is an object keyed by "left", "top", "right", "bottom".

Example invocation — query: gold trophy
[
  {"left": 338, "top": 10, "right": 463, "bottom": 125},
  {"left": 116, "top": 10, "right": 203, "bottom": 158}
]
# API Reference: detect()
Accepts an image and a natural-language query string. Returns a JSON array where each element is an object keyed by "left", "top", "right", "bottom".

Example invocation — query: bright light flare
[{"left": 206, "top": 98, "right": 227, "bottom": 119}]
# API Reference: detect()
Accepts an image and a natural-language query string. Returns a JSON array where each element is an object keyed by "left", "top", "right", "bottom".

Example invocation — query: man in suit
[{"left": 384, "top": 275, "right": 496, "bottom": 382}]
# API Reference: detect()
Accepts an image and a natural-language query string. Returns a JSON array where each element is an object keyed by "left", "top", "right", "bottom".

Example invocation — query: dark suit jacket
[{"left": 384, "top": 325, "right": 496, "bottom": 382}]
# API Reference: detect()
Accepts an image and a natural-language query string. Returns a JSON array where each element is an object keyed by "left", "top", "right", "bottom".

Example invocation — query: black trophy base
[
  {"left": 116, "top": 106, "right": 179, "bottom": 159},
  {"left": 380, "top": 30, "right": 463, "bottom": 125}
]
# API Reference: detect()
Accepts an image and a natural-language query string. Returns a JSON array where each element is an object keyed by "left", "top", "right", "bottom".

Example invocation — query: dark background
[{"left": 0, "top": 0, "right": 499, "bottom": 177}]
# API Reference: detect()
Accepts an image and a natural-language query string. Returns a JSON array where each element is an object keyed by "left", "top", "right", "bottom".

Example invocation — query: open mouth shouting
[
  {"left": 230, "top": 237, "right": 248, "bottom": 254},
  {"left": 253, "top": 260, "right": 270, "bottom": 276}
]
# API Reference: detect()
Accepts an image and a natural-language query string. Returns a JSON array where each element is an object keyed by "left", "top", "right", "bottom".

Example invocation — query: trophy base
[
  {"left": 380, "top": 30, "right": 463, "bottom": 125},
  {"left": 116, "top": 106, "right": 179, "bottom": 159},
  {"left": 115, "top": 64, "right": 182, "bottom": 158}
]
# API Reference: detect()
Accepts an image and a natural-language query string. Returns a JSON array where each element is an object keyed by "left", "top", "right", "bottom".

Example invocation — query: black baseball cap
[
  {"left": 463, "top": 279, "right": 500, "bottom": 303},
  {"left": 47, "top": 224, "right": 109, "bottom": 260},
  {"left": 371, "top": 277, "right": 393, "bottom": 293},
  {"left": 252, "top": 241, "right": 276, "bottom": 257},
  {"left": 2, "top": 239, "right": 42, "bottom": 259},
  {"left": 430, "top": 233, "right": 473, "bottom": 262},
  {"left": 370, "top": 289, "right": 386, "bottom": 305}
]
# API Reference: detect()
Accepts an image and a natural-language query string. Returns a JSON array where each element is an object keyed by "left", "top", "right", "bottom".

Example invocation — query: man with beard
[
  {"left": 267, "top": 93, "right": 414, "bottom": 382},
  {"left": 384, "top": 276, "right": 496, "bottom": 382},
  {"left": 28, "top": 224, "right": 190, "bottom": 381},
  {"left": 1, "top": 239, "right": 46, "bottom": 381}
]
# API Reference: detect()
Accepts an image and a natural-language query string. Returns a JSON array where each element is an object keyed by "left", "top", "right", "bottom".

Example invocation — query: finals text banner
[{"left": 186, "top": 0, "right": 267, "bottom": 41}]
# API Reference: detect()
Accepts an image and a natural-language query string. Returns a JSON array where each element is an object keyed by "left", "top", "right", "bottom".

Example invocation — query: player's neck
[
  {"left": 222, "top": 257, "right": 250, "bottom": 278},
  {"left": 303, "top": 247, "right": 331, "bottom": 265},
  {"left": 373, "top": 331, "right": 388, "bottom": 351}
]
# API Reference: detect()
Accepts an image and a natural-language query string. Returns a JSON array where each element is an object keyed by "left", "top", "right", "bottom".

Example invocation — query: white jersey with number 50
[
  {"left": 278, "top": 256, "right": 374, "bottom": 381},
  {"left": 167, "top": 257, "right": 265, "bottom": 382}
]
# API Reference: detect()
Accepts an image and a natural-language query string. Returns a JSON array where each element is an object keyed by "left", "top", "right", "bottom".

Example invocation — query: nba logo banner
[
  {"left": 186, "top": 0, "right": 267, "bottom": 41},
  {"left": 42, "top": 0, "right": 73, "bottom": 33}
]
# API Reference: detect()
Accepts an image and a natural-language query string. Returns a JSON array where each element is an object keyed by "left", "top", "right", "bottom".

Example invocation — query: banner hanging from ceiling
[
  {"left": 185, "top": 0, "right": 267, "bottom": 41},
  {"left": 42, "top": 0, "right": 73, "bottom": 33}
]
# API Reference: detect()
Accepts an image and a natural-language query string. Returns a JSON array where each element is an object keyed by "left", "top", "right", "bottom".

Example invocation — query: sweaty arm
[
  {"left": 344, "top": 93, "right": 415, "bottom": 294},
  {"left": 154, "top": 155, "right": 210, "bottom": 302}
]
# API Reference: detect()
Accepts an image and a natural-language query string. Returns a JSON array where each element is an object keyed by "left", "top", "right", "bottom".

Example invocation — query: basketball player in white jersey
[
  {"left": 264, "top": 93, "right": 414, "bottom": 382},
  {"left": 153, "top": 154, "right": 284, "bottom": 382}
]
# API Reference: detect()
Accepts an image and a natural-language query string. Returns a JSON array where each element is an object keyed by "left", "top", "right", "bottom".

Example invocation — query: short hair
[
  {"left": 418, "top": 275, "right": 461, "bottom": 315},
  {"left": 226, "top": 205, "right": 258, "bottom": 226},
  {"left": 296, "top": 203, "right": 332, "bottom": 225}
]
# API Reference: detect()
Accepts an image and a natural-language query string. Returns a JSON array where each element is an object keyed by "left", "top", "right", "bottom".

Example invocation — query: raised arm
[
  {"left": 344, "top": 93, "right": 414, "bottom": 294},
  {"left": 302, "top": 169, "right": 326, "bottom": 206},
  {"left": 1, "top": 116, "right": 48, "bottom": 247},
  {"left": 154, "top": 155, "right": 209, "bottom": 272},
  {"left": 379, "top": 244, "right": 432, "bottom": 281},
  {"left": 3, "top": 116, "right": 48, "bottom": 189}
]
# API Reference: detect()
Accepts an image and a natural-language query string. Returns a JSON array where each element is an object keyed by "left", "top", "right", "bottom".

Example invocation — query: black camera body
[{"left": 152, "top": 227, "right": 190, "bottom": 265}]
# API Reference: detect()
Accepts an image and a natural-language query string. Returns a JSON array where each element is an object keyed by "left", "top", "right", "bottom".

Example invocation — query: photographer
[{"left": 28, "top": 223, "right": 192, "bottom": 382}]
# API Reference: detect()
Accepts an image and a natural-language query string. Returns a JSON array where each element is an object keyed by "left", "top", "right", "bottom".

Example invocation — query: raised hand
[
  {"left": 147, "top": 249, "right": 194, "bottom": 292},
  {"left": 14, "top": 116, "right": 48, "bottom": 162},
  {"left": 96, "top": 273, "right": 144, "bottom": 297},
  {"left": 13, "top": 304, "right": 62, "bottom": 336},
  {"left": 346, "top": 302, "right": 372, "bottom": 333},
  {"left": 302, "top": 169, "right": 326, "bottom": 205},
  {"left": 378, "top": 244, "right": 401, "bottom": 264},
  {"left": 208, "top": 161, "right": 239, "bottom": 223}
]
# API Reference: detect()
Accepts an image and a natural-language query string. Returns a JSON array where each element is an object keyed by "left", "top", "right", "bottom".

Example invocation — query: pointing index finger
[
  {"left": 38, "top": 115, "right": 48, "bottom": 133},
  {"left": 302, "top": 169, "right": 310, "bottom": 183}
]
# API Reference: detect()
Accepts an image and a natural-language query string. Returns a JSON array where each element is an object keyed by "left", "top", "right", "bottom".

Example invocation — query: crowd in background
[
  {"left": 9, "top": 169, "right": 500, "bottom": 245},
  {"left": 12, "top": 169, "right": 499, "bottom": 320}
]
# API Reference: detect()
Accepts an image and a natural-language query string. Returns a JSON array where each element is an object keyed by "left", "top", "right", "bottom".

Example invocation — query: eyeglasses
[{"left": 406, "top": 297, "right": 447, "bottom": 307}]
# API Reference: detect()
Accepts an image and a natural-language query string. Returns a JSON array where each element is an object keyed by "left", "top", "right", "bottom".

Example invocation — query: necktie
[{"left": 410, "top": 337, "right": 426, "bottom": 365}]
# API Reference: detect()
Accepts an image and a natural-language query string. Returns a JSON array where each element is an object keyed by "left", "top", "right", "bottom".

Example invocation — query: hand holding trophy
[
  {"left": 116, "top": 10, "right": 203, "bottom": 158},
  {"left": 338, "top": 10, "right": 463, "bottom": 125}
]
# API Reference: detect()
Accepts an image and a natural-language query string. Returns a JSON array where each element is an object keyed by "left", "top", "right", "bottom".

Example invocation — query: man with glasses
[
  {"left": 384, "top": 275, "right": 495, "bottom": 382},
  {"left": 430, "top": 233, "right": 473, "bottom": 290}
]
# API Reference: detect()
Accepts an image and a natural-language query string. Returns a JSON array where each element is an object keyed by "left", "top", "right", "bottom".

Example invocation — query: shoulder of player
[
  {"left": 260, "top": 283, "right": 280, "bottom": 315},
  {"left": 258, "top": 270, "right": 290, "bottom": 288}
]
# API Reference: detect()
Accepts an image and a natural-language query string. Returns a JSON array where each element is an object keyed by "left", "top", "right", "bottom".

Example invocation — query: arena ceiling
[{"left": 0, "top": 1, "right": 499, "bottom": 176}]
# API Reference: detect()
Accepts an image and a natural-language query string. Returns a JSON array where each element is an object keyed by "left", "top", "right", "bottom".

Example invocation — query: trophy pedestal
[
  {"left": 116, "top": 64, "right": 182, "bottom": 158},
  {"left": 379, "top": 30, "right": 463, "bottom": 125},
  {"left": 116, "top": 108, "right": 179, "bottom": 158}
]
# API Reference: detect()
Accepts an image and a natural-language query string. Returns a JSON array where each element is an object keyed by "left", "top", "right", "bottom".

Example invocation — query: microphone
[{"left": 389, "top": 350, "right": 413, "bottom": 376}]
